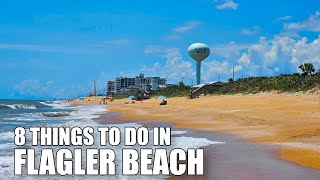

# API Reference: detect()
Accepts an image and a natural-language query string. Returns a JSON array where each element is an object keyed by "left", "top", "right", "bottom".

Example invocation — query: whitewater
[{"left": 0, "top": 99, "right": 225, "bottom": 179}]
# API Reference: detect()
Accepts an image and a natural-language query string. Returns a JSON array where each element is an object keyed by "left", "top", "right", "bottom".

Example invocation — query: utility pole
[
  {"left": 232, "top": 66, "right": 235, "bottom": 81},
  {"left": 93, "top": 80, "right": 96, "bottom": 96}
]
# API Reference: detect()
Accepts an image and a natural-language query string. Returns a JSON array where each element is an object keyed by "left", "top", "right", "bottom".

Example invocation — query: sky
[{"left": 0, "top": 0, "right": 320, "bottom": 99}]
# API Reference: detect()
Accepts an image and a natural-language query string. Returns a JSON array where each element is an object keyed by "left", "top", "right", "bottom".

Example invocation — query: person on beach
[{"left": 160, "top": 100, "right": 167, "bottom": 105}]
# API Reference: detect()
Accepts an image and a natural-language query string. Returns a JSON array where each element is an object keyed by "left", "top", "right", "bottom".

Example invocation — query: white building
[{"left": 107, "top": 74, "right": 166, "bottom": 95}]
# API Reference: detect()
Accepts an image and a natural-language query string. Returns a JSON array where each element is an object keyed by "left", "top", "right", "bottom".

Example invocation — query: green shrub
[{"left": 211, "top": 73, "right": 320, "bottom": 95}]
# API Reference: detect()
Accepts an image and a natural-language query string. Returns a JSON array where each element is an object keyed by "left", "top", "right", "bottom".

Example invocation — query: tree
[
  {"left": 299, "top": 62, "right": 315, "bottom": 75},
  {"left": 228, "top": 78, "right": 234, "bottom": 82}
]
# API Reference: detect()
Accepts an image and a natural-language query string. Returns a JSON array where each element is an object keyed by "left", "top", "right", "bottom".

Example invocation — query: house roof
[{"left": 191, "top": 81, "right": 218, "bottom": 88}]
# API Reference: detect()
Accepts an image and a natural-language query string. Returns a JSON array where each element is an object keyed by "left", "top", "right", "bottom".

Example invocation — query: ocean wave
[
  {"left": 0, "top": 143, "right": 16, "bottom": 150},
  {"left": 39, "top": 101, "right": 69, "bottom": 109},
  {"left": 3, "top": 104, "right": 105, "bottom": 121},
  {"left": 172, "top": 136, "right": 226, "bottom": 150},
  {"left": 42, "top": 112, "right": 70, "bottom": 117},
  {"left": 171, "top": 130, "right": 187, "bottom": 135},
  {"left": 0, "top": 131, "right": 14, "bottom": 141},
  {"left": 3, "top": 112, "right": 70, "bottom": 121},
  {"left": 0, "top": 156, "right": 14, "bottom": 179},
  {"left": 0, "top": 104, "right": 36, "bottom": 109}
]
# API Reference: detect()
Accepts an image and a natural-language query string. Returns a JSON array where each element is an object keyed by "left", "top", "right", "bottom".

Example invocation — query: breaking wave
[
  {"left": 0, "top": 104, "right": 36, "bottom": 109},
  {"left": 39, "top": 101, "right": 70, "bottom": 109}
]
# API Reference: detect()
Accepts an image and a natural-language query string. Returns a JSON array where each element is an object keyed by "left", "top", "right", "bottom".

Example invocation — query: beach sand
[
  {"left": 73, "top": 94, "right": 320, "bottom": 171},
  {"left": 91, "top": 113, "right": 320, "bottom": 179}
]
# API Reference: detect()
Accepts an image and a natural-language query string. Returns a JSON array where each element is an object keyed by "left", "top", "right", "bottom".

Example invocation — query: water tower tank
[{"left": 188, "top": 43, "right": 210, "bottom": 85}]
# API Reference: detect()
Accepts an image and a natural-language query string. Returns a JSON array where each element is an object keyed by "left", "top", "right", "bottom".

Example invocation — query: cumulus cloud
[
  {"left": 143, "top": 34, "right": 320, "bottom": 83},
  {"left": 215, "top": 0, "right": 239, "bottom": 10},
  {"left": 284, "top": 11, "right": 320, "bottom": 32},
  {"left": 141, "top": 48, "right": 195, "bottom": 82},
  {"left": 238, "top": 53, "right": 250, "bottom": 66},
  {"left": 236, "top": 35, "right": 320, "bottom": 76},
  {"left": 142, "top": 46, "right": 240, "bottom": 83},
  {"left": 202, "top": 60, "right": 231, "bottom": 81},
  {"left": 211, "top": 42, "right": 252, "bottom": 58}
]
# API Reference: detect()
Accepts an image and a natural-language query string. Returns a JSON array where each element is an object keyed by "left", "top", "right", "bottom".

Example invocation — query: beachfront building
[{"left": 107, "top": 74, "right": 166, "bottom": 95}]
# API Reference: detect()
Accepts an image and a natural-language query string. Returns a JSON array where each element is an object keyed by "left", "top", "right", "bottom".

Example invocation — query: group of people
[{"left": 100, "top": 96, "right": 113, "bottom": 105}]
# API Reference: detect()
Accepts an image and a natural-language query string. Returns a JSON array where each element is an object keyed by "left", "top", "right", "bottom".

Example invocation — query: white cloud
[
  {"left": 202, "top": 60, "right": 231, "bottom": 81},
  {"left": 215, "top": 0, "right": 239, "bottom": 10},
  {"left": 211, "top": 42, "right": 253, "bottom": 58},
  {"left": 238, "top": 53, "right": 250, "bottom": 66},
  {"left": 236, "top": 35, "right": 320, "bottom": 76},
  {"left": 284, "top": 11, "right": 320, "bottom": 32},
  {"left": 142, "top": 34, "right": 320, "bottom": 84},
  {"left": 278, "top": 31, "right": 300, "bottom": 38},
  {"left": 277, "top": 16, "right": 292, "bottom": 21},
  {"left": 141, "top": 48, "right": 195, "bottom": 82},
  {"left": 241, "top": 26, "right": 260, "bottom": 35},
  {"left": 172, "top": 21, "right": 202, "bottom": 33},
  {"left": 163, "top": 21, "right": 202, "bottom": 41},
  {"left": 143, "top": 46, "right": 242, "bottom": 82}
]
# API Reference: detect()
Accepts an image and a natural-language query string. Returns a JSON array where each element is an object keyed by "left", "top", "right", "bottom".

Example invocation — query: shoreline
[
  {"left": 72, "top": 93, "right": 320, "bottom": 171},
  {"left": 91, "top": 107, "right": 320, "bottom": 179}
]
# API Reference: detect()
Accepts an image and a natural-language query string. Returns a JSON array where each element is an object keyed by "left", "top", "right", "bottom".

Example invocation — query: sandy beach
[
  {"left": 89, "top": 108, "right": 320, "bottom": 179},
  {"left": 73, "top": 93, "right": 320, "bottom": 172}
]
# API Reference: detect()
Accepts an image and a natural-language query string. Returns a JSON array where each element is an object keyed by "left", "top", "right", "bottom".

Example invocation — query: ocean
[{"left": 0, "top": 99, "right": 225, "bottom": 179}]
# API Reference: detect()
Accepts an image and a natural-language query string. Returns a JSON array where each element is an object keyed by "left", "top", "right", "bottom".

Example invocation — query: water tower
[{"left": 188, "top": 43, "right": 210, "bottom": 85}]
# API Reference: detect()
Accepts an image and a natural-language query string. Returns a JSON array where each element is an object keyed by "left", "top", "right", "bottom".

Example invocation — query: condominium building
[{"left": 107, "top": 74, "right": 166, "bottom": 95}]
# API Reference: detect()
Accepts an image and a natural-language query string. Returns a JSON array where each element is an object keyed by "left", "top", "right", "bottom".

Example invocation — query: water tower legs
[{"left": 196, "top": 61, "right": 201, "bottom": 85}]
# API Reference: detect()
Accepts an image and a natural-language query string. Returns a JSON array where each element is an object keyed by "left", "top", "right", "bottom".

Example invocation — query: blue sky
[{"left": 0, "top": 0, "right": 319, "bottom": 99}]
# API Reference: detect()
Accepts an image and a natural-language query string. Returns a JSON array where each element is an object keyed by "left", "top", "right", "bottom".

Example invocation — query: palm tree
[{"left": 299, "top": 62, "right": 315, "bottom": 75}]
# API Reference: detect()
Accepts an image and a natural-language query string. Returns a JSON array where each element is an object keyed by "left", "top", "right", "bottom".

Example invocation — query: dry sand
[{"left": 73, "top": 94, "right": 320, "bottom": 170}]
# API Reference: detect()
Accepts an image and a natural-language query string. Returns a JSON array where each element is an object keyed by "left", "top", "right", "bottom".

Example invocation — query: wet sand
[
  {"left": 92, "top": 113, "right": 320, "bottom": 179},
  {"left": 175, "top": 129, "right": 320, "bottom": 180}
]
